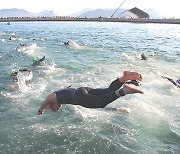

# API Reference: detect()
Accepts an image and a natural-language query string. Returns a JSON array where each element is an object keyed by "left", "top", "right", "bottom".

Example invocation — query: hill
[
  {"left": 76, "top": 8, "right": 163, "bottom": 19},
  {"left": 0, "top": 8, "right": 33, "bottom": 17},
  {"left": 0, "top": 8, "right": 56, "bottom": 17},
  {"left": 0, "top": 8, "right": 163, "bottom": 19}
]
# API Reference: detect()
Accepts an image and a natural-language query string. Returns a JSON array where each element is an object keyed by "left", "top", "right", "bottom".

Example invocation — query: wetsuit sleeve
[
  {"left": 166, "top": 78, "right": 177, "bottom": 86},
  {"left": 162, "top": 76, "right": 178, "bottom": 87},
  {"left": 108, "top": 78, "right": 124, "bottom": 91},
  {"left": 32, "top": 56, "right": 45, "bottom": 66},
  {"left": 38, "top": 56, "right": 45, "bottom": 62},
  {"left": 19, "top": 69, "right": 28, "bottom": 72},
  {"left": 104, "top": 107, "right": 117, "bottom": 111}
]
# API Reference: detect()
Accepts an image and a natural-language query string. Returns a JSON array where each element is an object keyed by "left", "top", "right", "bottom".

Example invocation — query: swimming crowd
[
  {"left": 7, "top": 33, "right": 48, "bottom": 91},
  {"left": 7, "top": 34, "right": 180, "bottom": 115}
]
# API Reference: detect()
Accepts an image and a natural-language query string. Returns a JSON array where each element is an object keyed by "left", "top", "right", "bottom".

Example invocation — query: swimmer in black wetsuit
[
  {"left": 9, "top": 69, "right": 32, "bottom": 90},
  {"left": 38, "top": 71, "right": 144, "bottom": 115},
  {"left": 11, "top": 69, "right": 32, "bottom": 82},
  {"left": 32, "top": 56, "right": 45, "bottom": 66},
  {"left": 64, "top": 41, "right": 70, "bottom": 45}
]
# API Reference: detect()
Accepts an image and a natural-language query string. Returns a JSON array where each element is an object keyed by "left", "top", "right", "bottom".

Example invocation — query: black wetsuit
[
  {"left": 32, "top": 56, "right": 45, "bottom": 66},
  {"left": 55, "top": 79, "right": 124, "bottom": 108}
]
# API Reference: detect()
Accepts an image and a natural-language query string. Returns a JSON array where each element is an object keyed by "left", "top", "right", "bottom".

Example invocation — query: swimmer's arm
[
  {"left": 39, "top": 56, "right": 45, "bottom": 62},
  {"left": 19, "top": 69, "right": 32, "bottom": 73},
  {"left": 105, "top": 107, "right": 130, "bottom": 113},
  {"left": 104, "top": 107, "right": 117, "bottom": 111},
  {"left": 162, "top": 76, "right": 177, "bottom": 87}
]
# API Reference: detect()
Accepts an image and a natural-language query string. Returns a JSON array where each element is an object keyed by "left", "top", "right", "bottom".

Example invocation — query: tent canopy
[{"left": 128, "top": 7, "right": 149, "bottom": 18}]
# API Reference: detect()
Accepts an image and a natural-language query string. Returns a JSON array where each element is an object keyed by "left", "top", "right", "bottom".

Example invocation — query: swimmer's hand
[
  {"left": 116, "top": 107, "right": 131, "bottom": 113},
  {"left": 38, "top": 109, "right": 43, "bottom": 115}
]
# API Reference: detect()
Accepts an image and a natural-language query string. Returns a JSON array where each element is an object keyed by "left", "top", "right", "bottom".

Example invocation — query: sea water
[{"left": 0, "top": 21, "right": 179, "bottom": 154}]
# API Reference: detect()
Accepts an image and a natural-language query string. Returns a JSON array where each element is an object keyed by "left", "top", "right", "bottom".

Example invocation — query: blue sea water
[{"left": 0, "top": 21, "right": 180, "bottom": 154}]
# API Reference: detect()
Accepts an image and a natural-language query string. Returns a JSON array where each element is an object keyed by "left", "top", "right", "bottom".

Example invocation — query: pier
[{"left": 1, "top": 16, "right": 180, "bottom": 24}]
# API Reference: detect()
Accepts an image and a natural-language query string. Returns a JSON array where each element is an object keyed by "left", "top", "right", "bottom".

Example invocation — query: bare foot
[
  {"left": 123, "top": 84, "right": 144, "bottom": 95},
  {"left": 116, "top": 107, "right": 131, "bottom": 113},
  {"left": 120, "top": 71, "right": 142, "bottom": 82}
]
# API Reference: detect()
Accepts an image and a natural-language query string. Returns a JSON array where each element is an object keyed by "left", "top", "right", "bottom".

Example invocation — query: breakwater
[{"left": 1, "top": 16, "right": 180, "bottom": 24}]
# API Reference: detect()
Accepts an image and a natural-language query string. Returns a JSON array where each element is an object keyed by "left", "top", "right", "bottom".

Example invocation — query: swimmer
[
  {"left": 9, "top": 69, "right": 32, "bottom": 91},
  {"left": 32, "top": 56, "right": 45, "bottom": 66},
  {"left": 64, "top": 40, "right": 81, "bottom": 48},
  {"left": 11, "top": 69, "right": 32, "bottom": 82},
  {"left": 15, "top": 44, "right": 28, "bottom": 51},
  {"left": 162, "top": 76, "right": 180, "bottom": 88},
  {"left": 16, "top": 44, "right": 28, "bottom": 51},
  {"left": 20, "top": 43, "right": 28, "bottom": 47},
  {"left": 9, "top": 35, "right": 16, "bottom": 41},
  {"left": 141, "top": 53, "right": 147, "bottom": 60},
  {"left": 64, "top": 41, "right": 70, "bottom": 45},
  {"left": 38, "top": 71, "right": 143, "bottom": 115}
]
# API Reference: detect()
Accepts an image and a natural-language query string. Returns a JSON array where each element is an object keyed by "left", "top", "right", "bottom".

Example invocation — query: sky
[{"left": 0, "top": 0, "right": 180, "bottom": 18}]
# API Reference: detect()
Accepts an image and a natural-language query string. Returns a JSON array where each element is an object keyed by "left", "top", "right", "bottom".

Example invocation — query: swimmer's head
[
  {"left": 131, "top": 80, "right": 140, "bottom": 86},
  {"left": 64, "top": 41, "right": 69, "bottom": 45},
  {"left": 141, "top": 53, "right": 147, "bottom": 60},
  {"left": 33, "top": 57, "right": 38, "bottom": 62},
  {"left": 176, "top": 79, "right": 180, "bottom": 84},
  {"left": 11, "top": 71, "right": 18, "bottom": 76},
  {"left": 141, "top": 53, "right": 145, "bottom": 57},
  {"left": 11, "top": 71, "right": 18, "bottom": 82}
]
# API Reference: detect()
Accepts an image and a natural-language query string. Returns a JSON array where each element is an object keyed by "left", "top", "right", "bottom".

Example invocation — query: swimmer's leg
[{"left": 108, "top": 71, "right": 142, "bottom": 91}]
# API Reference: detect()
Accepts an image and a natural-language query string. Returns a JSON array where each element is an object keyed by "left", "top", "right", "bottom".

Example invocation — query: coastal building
[{"left": 119, "top": 7, "right": 150, "bottom": 19}]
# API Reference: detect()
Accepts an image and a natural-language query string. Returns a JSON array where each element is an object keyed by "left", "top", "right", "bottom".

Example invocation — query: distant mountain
[
  {"left": 0, "top": 8, "right": 33, "bottom": 17},
  {"left": 0, "top": 8, "right": 163, "bottom": 19},
  {"left": 76, "top": 8, "right": 163, "bottom": 19},
  {"left": 70, "top": 8, "right": 93, "bottom": 17},
  {"left": 78, "top": 8, "right": 126, "bottom": 18},
  {"left": 36, "top": 10, "right": 57, "bottom": 17},
  {"left": 0, "top": 8, "right": 57, "bottom": 17}
]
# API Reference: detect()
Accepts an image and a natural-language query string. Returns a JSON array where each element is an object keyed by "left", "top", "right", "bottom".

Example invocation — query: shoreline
[{"left": 1, "top": 17, "right": 180, "bottom": 24}]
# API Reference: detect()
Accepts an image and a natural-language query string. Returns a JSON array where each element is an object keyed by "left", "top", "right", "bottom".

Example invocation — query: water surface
[{"left": 0, "top": 21, "right": 180, "bottom": 154}]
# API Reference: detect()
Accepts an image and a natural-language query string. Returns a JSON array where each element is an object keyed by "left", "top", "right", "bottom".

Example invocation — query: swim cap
[
  {"left": 141, "top": 53, "right": 146, "bottom": 57},
  {"left": 33, "top": 57, "right": 38, "bottom": 62},
  {"left": 176, "top": 79, "right": 180, "bottom": 84},
  {"left": 149, "top": 54, "right": 154, "bottom": 57}
]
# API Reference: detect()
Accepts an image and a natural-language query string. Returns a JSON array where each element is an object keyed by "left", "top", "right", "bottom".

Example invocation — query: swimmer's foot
[
  {"left": 123, "top": 84, "right": 144, "bottom": 95},
  {"left": 129, "top": 80, "right": 140, "bottom": 86},
  {"left": 120, "top": 71, "right": 142, "bottom": 82}
]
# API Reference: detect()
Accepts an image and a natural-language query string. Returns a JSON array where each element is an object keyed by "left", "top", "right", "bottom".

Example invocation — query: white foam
[
  {"left": 16, "top": 73, "right": 28, "bottom": 92},
  {"left": 0, "top": 31, "right": 5, "bottom": 35},
  {"left": 1, "top": 39, "right": 5, "bottom": 42},
  {"left": 21, "top": 71, "right": 33, "bottom": 81},
  {"left": 16, "top": 43, "right": 40, "bottom": 55},
  {"left": 65, "top": 40, "right": 89, "bottom": 50}
]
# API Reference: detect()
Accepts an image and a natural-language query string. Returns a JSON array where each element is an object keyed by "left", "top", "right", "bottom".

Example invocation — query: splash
[
  {"left": 16, "top": 43, "right": 39, "bottom": 54},
  {"left": 64, "top": 40, "right": 89, "bottom": 50},
  {"left": 16, "top": 72, "right": 28, "bottom": 92}
]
